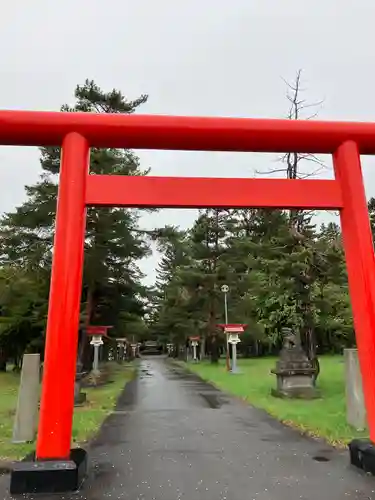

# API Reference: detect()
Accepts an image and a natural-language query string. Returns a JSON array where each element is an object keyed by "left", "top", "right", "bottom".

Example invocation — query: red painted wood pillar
[
  {"left": 36, "top": 133, "right": 89, "bottom": 459},
  {"left": 334, "top": 141, "right": 375, "bottom": 441}
]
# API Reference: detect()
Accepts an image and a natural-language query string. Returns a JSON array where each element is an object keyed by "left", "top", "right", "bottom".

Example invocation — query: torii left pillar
[{"left": 10, "top": 133, "right": 89, "bottom": 495}]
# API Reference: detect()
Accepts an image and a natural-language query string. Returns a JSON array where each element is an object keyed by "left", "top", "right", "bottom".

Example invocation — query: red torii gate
[{"left": 3, "top": 111, "right": 375, "bottom": 491}]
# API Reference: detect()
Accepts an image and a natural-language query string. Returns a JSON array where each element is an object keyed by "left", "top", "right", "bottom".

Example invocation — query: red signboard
[
  {"left": 86, "top": 325, "right": 112, "bottom": 336},
  {"left": 217, "top": 324, "right": 247, "bottom": 333}
]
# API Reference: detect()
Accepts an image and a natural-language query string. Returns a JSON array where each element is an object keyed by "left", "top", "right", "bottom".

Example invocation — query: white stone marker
[
  {"left": 345, "top": 348, "right": 367, "bottom": 431},
  {"left": 12, "top": 353, "right": 40, "bottom": 443}
]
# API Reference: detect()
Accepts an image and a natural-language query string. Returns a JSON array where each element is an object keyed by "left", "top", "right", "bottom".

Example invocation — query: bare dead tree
[
  {"left": 256, "top": 69, "right": 327, "bottom": 231},
  {"left": 281, "top": 71, "right": 325, "bottom": 180}
]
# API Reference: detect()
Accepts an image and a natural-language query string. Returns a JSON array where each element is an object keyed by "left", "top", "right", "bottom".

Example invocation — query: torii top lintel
[{"left": 1, "top": 110, "right": 375, "bottom": 154}]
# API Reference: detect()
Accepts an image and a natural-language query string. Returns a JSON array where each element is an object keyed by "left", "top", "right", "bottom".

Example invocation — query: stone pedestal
[
  {"left": 271, "top": 368, "right": 319, "bottom": 399},
  {"left": 344, "top": 348, "right": 366, "bottom": 430},
  {"left": 271, "top": 328, "right": 320, "bottom": 399}
]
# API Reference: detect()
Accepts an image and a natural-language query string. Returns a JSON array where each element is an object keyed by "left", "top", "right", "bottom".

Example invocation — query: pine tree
[
  {"left": 183, "top": 209, "right": 230, "bottom": 362},
  {"left": 0, "top": 80, "right": 150, "bottom": 368},
  {"left": 0, "top": 265, "right": 49, "bottom": 370},
  {"left": 223, "top": 208, "right": 290, "bottom": 351},
  {"left": 313, "top": 222, "right": 353, "bottom": 351},
  {"left": 150, "top": 227, "right": 196, "bottom": 356},
  {"left": 151, "top": 205, "right": 354, "bottom": 361}
]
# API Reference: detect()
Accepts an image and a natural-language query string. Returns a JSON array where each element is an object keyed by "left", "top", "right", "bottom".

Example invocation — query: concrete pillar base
[
  {"left": 10, "top": 448, "right": 88, "bottom": 494},
  {"left": 349, "top": 439, "right": 375, "bottom": 475}
]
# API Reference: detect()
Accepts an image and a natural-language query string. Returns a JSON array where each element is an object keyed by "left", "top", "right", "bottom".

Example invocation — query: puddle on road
[
  {"left": 260, "top": 433, "right": 298, "bottom": 443},
  {"left": 91, "top": 460, "right": 118, "bottom": 481},
  {"left": 139, "top": 364, "right": 154, "bottom": 379},
  {"left": 199, "top": 392, "right": 224, "bottom": 409},
  {"left": 166, "top": 371, "right": 193, "bottom": 380},
  {"left": 312, "top": 455, "right": 331, "bottom": 462}
]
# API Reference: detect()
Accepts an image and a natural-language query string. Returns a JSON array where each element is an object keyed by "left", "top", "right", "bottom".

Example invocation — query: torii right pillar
[{"left": 334, "top": 141, "right": 375, "bottom": 473}]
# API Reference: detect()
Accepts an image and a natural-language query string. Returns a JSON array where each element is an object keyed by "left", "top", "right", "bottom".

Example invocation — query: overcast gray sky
[{"left": 1, "top": 0, "right": 375, "bottom": 285}]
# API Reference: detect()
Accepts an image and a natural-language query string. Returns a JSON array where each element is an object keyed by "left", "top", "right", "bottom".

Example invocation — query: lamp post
[{"left": 221, "top": 285, "right": 231, "bottom": 371}]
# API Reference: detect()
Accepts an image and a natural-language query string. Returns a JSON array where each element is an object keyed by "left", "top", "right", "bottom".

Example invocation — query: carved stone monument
[{"left": 271, "top": 327, "right": 320, "bottom": 399}]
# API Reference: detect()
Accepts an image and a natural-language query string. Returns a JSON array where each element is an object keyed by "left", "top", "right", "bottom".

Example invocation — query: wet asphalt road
[{"left": 3, "top": 356, "right": 375, "bottom": 499}]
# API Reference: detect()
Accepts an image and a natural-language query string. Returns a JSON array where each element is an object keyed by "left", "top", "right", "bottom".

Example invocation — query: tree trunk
[
  {"left": 81, "top": 287, "right": 94, "bottom": 371},
  {"left": 210, "top": 335, "right": 219, "bottom": 364},
  {"left": 200, "top": 336, "right": 206, "bottom": 359},
  {"left": 305, "top": 326, "right": 320, "bottom": 385},
  {"left": 0, "top": 349, "right": 7, "bottom": 371},
  {"left": 254, "top": 340, "right": 259, "bottom": 357}
]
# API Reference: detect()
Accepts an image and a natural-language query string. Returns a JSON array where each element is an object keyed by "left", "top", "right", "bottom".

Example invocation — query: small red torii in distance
[{"left": 1, "top": 110, "right": 374, "bottom": 486}]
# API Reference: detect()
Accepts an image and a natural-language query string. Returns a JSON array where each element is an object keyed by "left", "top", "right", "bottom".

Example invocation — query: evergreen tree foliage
[{"left": 150, "top": 208, "right": 355, "bottom": 361}]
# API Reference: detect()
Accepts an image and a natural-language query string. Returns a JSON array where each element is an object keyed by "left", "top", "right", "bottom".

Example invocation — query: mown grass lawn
[
  {"left": 183, "top": 356, "right": 368, "bottom": 447},
  {"left": 0, "top": 362, "right": 135, "bottom": 461}
]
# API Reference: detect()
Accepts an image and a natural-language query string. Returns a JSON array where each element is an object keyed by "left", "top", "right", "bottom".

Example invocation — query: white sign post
[
  {"left": 228, "top": 332, "right": 241, "bottom": 373},
  {"left": 221, "top": 324, "right": 246, "bottom": 374},
  {"left": 189, "top": 337, "right": 200, "bottom": 362}
]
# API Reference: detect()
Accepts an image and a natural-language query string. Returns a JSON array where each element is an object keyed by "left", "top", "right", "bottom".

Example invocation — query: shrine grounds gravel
[
  {"left": 0, "top": 362, "right": 135, "bottom": 462},
  {"left": 182, "top": 356, "right": 368, "bottom": 446}
]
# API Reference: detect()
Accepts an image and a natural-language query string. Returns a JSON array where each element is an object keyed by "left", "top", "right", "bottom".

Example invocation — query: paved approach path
[{"left": 3, "top": 357, "right": 375, "bottom": 499}]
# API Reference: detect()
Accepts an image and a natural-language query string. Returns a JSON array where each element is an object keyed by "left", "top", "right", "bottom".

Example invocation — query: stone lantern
[
  {"left": 116, "top": 338, "right": 127, "bottom": 362},
  {"left": 130, "top": 343, "right": 138, "bottom": 358}
]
